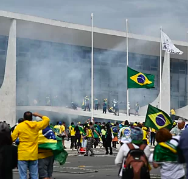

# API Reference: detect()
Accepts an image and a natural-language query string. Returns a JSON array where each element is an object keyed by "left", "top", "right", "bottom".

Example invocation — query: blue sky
[{"left": 0, "top": 0, "right": 188, "bottom": 41}]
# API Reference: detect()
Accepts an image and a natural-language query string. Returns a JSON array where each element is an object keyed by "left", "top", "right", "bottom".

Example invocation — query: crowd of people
[
  {"left": 115, "top": 118, "right": 188, "bottom": 179},
  {"left": 1, "top": 112, "right": 188, "bottom": 179},
  {"left": 52, "top": 118, "right": 188, "bottom": 179}
]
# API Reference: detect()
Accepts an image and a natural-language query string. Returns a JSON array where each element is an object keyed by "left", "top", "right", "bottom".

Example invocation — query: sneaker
[
  {"left": 90, "top": 153, "right": 94, "bottom": 157},
  {"left": 84, "top": 154, "right": 88, "bottom": 156},
  {"left": 106, "top": 152, "right": 109, "bottom": 155},
  {"left": 110, "top": 152, "right": 113, "bottom": 155}
]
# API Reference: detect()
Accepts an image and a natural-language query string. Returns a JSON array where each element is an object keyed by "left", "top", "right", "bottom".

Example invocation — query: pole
[
  {"left": 159, "top": 27, "right": 162, "bottom": 109},
  {"left": 126, "top": 19, "right": 129, "bottom": 116},
  {"left": 91, "top": 13, "right": 94, "bottom": 122}
]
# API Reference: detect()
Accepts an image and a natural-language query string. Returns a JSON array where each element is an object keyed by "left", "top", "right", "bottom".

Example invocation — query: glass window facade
[{"left": 0, "top": 35, "right": 187, "bottom": 110}]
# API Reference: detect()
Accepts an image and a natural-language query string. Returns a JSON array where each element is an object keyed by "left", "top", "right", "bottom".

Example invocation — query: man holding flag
[
  {"left": 37, "top": 119, "right": 68, "bottom": 179},
  {"left": 144, "top": 105, "right": 185, "bottom": 178}
]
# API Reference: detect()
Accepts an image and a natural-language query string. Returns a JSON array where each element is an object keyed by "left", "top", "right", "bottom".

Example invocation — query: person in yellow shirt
[
  {"left": 69, "top": 122, "right": 76, "bottom": 149},
  {"left": 60, "top": 122, "right": 67, "bottom": 149},
  {"left": 11, "top": 112, "right": 50, "bottom": 179},
  {"left": 142, "top": 127, "right": 149, "bottom": 145},
  {"left": 54, "top": 122, "right": 61, "bottom": 136},
  {"left": 84, "top": 126, "right": 94, "bottom": 156},
  {"left": 170, "top": 108, "right": 176, "bottom": 121}
]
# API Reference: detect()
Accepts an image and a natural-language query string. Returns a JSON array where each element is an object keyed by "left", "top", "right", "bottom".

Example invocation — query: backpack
[{"left": 122, "top": 143, "right": 150, "bottom": 179}]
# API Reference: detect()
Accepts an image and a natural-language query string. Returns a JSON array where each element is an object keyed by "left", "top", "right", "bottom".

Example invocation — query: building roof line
[{"left": 0, "top": 10, "right": 188, "bottom": 46}]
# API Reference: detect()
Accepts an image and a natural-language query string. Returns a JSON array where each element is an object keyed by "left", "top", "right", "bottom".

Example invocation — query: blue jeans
[{"left": 18, "top": 160, "right": 38, "bottom": 179}]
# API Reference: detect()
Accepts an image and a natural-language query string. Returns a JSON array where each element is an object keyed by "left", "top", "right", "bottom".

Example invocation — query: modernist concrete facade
[{"left": 0, "top": 10, "right": 188, "bottom": 125}]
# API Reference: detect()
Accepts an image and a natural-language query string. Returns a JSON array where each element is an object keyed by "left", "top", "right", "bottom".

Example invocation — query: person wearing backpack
[{"left": 115, "top": 127, "right": 151, "bottom": 178}]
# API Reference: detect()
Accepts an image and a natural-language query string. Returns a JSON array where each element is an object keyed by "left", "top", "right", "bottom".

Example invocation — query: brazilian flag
[
  {"left": 127, "top": 67, "right": 155, "bottom": 88},
  {"left": 145, "top": 104, "right": 173, "bottom": 130},
  {"left": 38, "top": 126, "right": 68, "bottom": 165}
]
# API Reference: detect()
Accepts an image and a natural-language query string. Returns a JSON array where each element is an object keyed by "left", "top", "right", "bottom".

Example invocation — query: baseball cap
[{"left": 131, "top": 127, "right": 143, "bottom": 144}]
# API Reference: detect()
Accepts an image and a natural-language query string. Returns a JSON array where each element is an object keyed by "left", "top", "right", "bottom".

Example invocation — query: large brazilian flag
[
  {"left": 145, "top": 104, "right": 173, "bottom": 130},
  {"left": 127, "top": 67, "right": 155, "bottom": 88},
  {"left": 38, "top": 126, "right": 68, "bottom": 165}
]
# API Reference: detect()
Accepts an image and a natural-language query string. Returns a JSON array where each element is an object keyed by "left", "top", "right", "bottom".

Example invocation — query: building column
[
  {"left": 161, "top": 52, "right": 170, "bottom": 114},
  {"left": 0, "top": 19, "right": 16, "bottom": 126}
]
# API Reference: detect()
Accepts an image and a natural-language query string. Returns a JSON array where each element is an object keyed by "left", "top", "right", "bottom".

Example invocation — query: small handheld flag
[
  {"left": 127, "top": 67, "right": 155, "bottom": 88},
  {"left": 145, "top": 104, "right": 173, "bottom": 130}
]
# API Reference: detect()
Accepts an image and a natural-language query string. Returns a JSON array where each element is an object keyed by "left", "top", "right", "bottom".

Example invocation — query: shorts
[
  {"left": 38, "top": 155, "right": 54, "bottom": 178},
  {"left": 58, "top": 135, "right": 66, "bottom": 140}
]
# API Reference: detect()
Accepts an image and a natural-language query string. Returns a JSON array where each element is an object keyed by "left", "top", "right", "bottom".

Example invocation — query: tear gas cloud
[{"left": 16, "top": 35, "right": 159, "bottom": 122}]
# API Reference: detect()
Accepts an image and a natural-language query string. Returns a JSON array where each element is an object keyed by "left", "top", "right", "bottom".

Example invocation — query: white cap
[
  {"left": 177, "top": 118, "right": 184, "bottom": 123},
  {"left": 35, "top": 116, "right": 42, "bottom": 122}
]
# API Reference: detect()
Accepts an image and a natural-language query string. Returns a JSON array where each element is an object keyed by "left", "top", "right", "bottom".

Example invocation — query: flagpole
[
  {"left": 159, "top": 27, "right": 162, "bottom": 109},
  {"left": 91, "top": 13, "right": 94, "bottom": 122},
  {"left": 126, "top": 19, "right": 129, "bottom": 116}
]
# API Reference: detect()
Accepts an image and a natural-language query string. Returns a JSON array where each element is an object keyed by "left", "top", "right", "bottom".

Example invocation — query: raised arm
[{"left": 33, "top": 112, "right": 50, "bottom": 130}]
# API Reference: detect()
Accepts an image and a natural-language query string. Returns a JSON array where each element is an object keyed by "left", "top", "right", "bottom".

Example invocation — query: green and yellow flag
[
  {"left": 38, "top": 126, "right": 68, "bottom": 165},
  {"left": 145, "top": 104, "right": 173, "bottom": 130},
  {"left": 127, "top": 67, "right": 155, "bottom": 88}
]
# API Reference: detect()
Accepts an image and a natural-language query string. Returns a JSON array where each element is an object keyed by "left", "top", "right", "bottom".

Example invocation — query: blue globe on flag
[
  {"left": 112, "top": 126, "right": 118, "bottom": 133},
  {"left": 137, "top": 74, "right": 145, "bottom": 84},
  {"left": 124, "top": 128, "right": 131, "bottom": 136},
  {"left": 156, "top": 114, "right": 166, "bottom": 126},
  {"left": 42, "top": 126, "right": 56, "bottom": 140}
]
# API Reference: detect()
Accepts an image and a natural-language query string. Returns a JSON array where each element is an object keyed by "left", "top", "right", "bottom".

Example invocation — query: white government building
[{"left": 0, "top": 11, "right": 187, "bottom": 125}]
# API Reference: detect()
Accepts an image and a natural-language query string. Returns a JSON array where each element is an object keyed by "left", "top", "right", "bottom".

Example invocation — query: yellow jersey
[
  {"left": 38, "top": 149, "right": 53, "bottom": 159},
  {"left": 151, "top": 128, "right": 156, "bottom": 133},
  {"left": 60, "top": 125, "right": 65, "bottom": 134},
  {"left": 171, "top": 109, "right": 176, "bottom": 115},
  {"left": 69, "top": 126, "right": 76, "bottom": 136},
  {"left": 87, "top": 129, "right": 93, "bottom": 138},
  {"left": 101, "top": 129, "right": 106, "bottom": 136}
]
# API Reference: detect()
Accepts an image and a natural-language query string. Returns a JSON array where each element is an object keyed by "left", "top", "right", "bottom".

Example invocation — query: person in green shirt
[{"left": 93, "top": 124, "right": 100, "bottom": 148}]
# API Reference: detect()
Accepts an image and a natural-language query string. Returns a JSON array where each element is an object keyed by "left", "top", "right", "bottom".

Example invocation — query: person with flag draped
[
  {"left": 37, "top": 117, "right": 68, "bottom": 173},
  {"left": 127, "top": 67, "right": 155, "bottom": 89},
  {"left": 112, "top": 124, "right": 118, "bottom": 148},
  {"left": 152, "top": 128, "right": 185, "bottom": 179},
  {"left": 118, "top": 120, "right": 131, "bottom": 145},
  {"left": 36, "top": 117, "right": 55, "bottom": 179}
]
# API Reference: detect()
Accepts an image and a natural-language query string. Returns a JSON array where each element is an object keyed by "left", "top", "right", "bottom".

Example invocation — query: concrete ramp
[{"left": 17, "top": 106, "right": 145, "bottom": 122}]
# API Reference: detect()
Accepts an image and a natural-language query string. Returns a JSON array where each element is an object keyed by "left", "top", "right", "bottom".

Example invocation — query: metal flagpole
[
  {"left": 126, "top": 19, "right": 129, "bottom": 116},
  {"left": 159, "top": 27, "right": 162, "bottom": 109},
  {"left": 91, "top": 13, "right": 94, "bottom": 122}
]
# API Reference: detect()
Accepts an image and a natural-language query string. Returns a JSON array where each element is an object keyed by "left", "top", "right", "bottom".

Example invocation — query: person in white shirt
[
  {"left": 115, "top": 127, "right": 150, "bottom": 177},
  {"left": 118, "top": 120, "right": 131, "bottom": 145}
]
